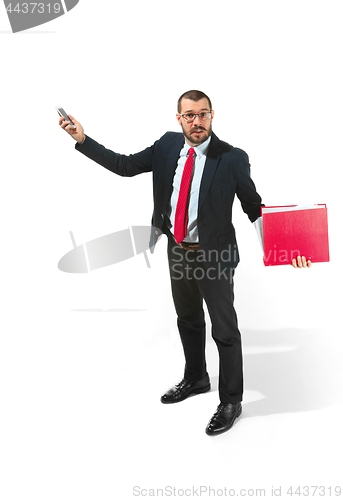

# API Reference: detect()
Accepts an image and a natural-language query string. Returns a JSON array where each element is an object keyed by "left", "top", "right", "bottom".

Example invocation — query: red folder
[{"left": 262, "top": 204, "right": 330, "bottom": 266}]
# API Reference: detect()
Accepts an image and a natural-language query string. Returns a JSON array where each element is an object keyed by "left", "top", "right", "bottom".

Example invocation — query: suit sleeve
[
  {"left": 75, "top": 135, "right": 155, "bottom": 177},
  {"left": 235, "top": 150, "right": 264, "bottom": 222}
]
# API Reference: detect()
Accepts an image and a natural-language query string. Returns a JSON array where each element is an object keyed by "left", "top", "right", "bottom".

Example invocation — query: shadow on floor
[{"left": 206, "top": 327, "right": 341, "bottom": 417}]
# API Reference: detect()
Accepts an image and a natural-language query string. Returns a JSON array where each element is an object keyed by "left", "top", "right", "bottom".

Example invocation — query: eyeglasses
[{"left": 178, "top": 111, "right": 212, "bottom": 123}]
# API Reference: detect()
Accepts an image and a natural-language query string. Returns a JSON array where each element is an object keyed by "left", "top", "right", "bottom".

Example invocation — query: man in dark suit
[{"left": 59, "top": 90, "right": 310, "bottom": 435}]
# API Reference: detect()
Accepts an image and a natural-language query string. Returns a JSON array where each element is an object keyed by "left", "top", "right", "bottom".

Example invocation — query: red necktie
[{"left": 174, "top": 148, "right": 195, "bottom": 244}]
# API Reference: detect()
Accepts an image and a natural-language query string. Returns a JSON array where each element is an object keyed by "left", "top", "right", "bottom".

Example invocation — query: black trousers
[{"left": 167, "top": 235, "right": 243, "bottom": 404}]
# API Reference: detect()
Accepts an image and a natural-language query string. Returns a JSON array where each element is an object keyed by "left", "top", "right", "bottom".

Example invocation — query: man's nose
[{"left": 193, "top": 114, "right": 201, "bottom": 125}]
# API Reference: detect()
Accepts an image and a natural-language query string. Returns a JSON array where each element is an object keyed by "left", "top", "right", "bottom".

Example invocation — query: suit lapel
[
  {"left": 162, "top": 132, "right": 222, "bottom": 212},
  {"left": 164, "top": 133, "right": 184, "bottom": 188},
  {"left": 198, "top": 133, "right": 222, "bottom": 211}
]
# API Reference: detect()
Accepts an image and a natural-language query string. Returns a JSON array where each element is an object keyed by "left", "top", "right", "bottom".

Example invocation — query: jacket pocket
[
  {"left": 217, "top": 227, "right": 235, "bottom": 245},
  {"left": 211, "top": 177, "right": 231, "bottom": 187}
]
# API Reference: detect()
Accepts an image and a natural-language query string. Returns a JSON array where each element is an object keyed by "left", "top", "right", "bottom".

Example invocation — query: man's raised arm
[{"left": 58, "top": 113, "right": 154, "bottom": 177}]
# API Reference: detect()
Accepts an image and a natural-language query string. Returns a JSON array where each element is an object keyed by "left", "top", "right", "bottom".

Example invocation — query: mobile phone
[{"left": 56, "top": 107, "right": 76, "bottom": 128}]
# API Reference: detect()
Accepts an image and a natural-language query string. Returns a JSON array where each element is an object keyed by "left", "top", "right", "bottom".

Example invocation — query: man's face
[{"left": 176, "top": 97, "right": 214, "bottom": 147}]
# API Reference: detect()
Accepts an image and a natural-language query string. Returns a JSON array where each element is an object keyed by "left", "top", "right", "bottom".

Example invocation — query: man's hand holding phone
[{"left": 57, "top": 108, "right": 86, "bottom": 144}]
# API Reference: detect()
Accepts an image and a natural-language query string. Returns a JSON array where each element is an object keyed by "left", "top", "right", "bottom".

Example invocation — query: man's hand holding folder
[
  {"left": 254, "top": 204, "right": 329, "bottom": 268},
  {"left": 291, "top": 255, "right": 312, "bottom": 268}
]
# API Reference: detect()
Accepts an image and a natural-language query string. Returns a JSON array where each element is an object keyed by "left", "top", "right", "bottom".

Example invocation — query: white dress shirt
[{"left": 168, "top": 136, "right": 211, "bottom": 243}]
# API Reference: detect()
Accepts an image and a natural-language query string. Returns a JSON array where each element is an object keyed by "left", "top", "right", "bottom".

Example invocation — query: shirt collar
[{"left": 180, "top": 135, "right": 212, "bottom": 159}]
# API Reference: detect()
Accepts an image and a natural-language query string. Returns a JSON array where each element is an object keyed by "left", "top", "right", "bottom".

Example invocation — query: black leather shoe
[
  {"left": 205, "top": 402, "right": 242, "bottom": 435},
  {"left": 161, "top": 375, "right": 211, "bottom": 404}
]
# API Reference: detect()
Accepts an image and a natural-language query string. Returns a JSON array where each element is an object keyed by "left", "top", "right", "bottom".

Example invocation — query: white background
[{"left": 0, "top": 1, "right": 342, "bottom": 499}]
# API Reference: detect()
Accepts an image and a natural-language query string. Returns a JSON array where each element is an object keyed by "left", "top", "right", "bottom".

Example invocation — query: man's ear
[{"left": 176, "top": 113, "right": 182, "bottom": 126}]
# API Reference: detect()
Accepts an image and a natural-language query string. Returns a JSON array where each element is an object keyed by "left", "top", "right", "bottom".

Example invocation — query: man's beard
[{"left": 181, "top": 122, "right": 212, "bottom": 146}]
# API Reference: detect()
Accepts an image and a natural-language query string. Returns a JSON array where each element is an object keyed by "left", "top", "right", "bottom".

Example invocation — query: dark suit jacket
[{"left": 75, "top": 131, "right": 263, "bottom": 268}]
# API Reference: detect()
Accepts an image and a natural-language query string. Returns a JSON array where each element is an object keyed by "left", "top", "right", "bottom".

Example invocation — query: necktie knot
[{"left": 188, "top": 148, "right": 195, "bottom": 157}]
